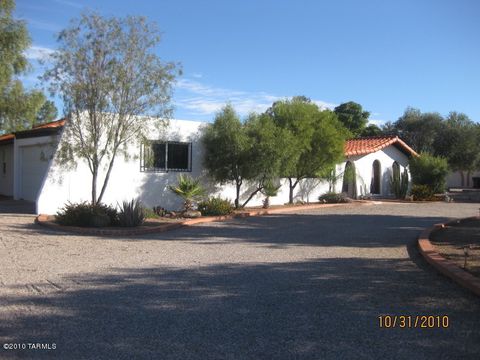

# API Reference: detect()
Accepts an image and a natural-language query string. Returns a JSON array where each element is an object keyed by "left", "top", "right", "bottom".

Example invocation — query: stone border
[
  {"left": 418, "top": 216, "right": 480, "bottom": 297},
  {"left": 35, "top": 201, "right": 368, "bottom": 237}
]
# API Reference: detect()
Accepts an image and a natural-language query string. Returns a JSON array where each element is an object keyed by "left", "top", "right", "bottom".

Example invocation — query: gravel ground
[{"left": 1, "top": 201, "right": 480, "bottom": 359}]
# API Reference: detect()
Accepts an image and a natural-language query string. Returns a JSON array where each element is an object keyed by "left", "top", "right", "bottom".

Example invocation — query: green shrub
[
  {"left": 411, "top": 184, "right": 436, "bottom": 201},
  {"left": 143, "top": 207, "right": 160, "bottom": 219},
  {"left": 117, "top": 199, "right": 145, "bottom": 227},
  {"left": 153, "top": 206, "right": 167, "bottom": 217},
  {"left": 319, "top": 192, "right": 350, "bottom": 203},
  {"left": 409, "top": 153, "right": 449, "bottom": 193},
  {"left": 197, "top": 197, "right": 234, "bottom": 216},
  {"left": 56, "top": 202, "right": 118, "bottom": 227}
]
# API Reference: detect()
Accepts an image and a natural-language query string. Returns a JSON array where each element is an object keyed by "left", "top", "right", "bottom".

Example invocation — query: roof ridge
[{"left": 345, "top": 135, "right": 417, "bottom": 157}]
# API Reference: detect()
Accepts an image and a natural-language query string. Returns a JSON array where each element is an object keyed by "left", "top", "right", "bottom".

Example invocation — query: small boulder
[{"left": 183, "top": 210, "right": 202, "bottom": 218}]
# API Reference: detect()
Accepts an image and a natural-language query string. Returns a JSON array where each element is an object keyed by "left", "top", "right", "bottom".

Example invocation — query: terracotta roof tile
[
  {"left": 32, "top": 118, "right": 66, "bottom": 129},
  {"left": 0, "top": 119, "right": 66, "bottom": 143},
  {"left": 0, "top": 133, "right": 14, "bottom": 144},
  {"left": 345, "top": 136, "right": 418, "bottom": 157}
]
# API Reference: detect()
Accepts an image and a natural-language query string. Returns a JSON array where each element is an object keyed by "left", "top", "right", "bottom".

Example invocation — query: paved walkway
[{"left": 1, "top": 202, "right": 479, "bottom": 359}]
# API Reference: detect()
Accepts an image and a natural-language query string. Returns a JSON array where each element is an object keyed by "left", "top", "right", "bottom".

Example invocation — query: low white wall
[
  {"left": 214, "top": 164, "right": 344, "bottom": 208},
  {"left": 0, "top": 144, "right": 14, "bottom": 196}
]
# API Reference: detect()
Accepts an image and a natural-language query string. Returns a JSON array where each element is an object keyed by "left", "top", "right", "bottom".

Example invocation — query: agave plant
[
  {"left": 168, "top": 175, "right": 205, "bottom": 211},
  {"left": 117, "top": 199, "right": 145, "bottom": 227}
]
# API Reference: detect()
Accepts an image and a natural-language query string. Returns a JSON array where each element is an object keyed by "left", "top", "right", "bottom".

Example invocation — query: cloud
[
  {"left": 313, "top": 100, "right": 338, "bottom": 111},
  {"left": 191, "top": 72, "right": 203, "bottom": 79},
  {"left": 368, "top": 118, "right": 388, "bottom": 127},
  {"left": 25, "top": 46, "right": 55, "bottom": 61},
  {"left": 175, "top": 78, "right": 337, "bottom": 118}
]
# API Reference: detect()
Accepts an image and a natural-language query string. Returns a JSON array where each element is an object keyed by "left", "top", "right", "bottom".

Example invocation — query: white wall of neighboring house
[
  {"left": 0, "top": 144, "right": 14, "bottom": 196},
  {"left": 447, "top": 171, "right": 480, "bottom": 189}
]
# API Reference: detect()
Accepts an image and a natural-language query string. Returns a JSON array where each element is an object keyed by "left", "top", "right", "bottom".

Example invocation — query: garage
[{"left": 20, "top": 144, "right": 54, "bottom": 201}]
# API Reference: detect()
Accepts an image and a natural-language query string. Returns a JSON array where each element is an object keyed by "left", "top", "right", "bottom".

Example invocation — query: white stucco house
[
  {"left": 0, "top": 117, "right": 418, "bottom": 214},
  {"left": 446, "top": 171, "right": 480, "bottom": 189}
]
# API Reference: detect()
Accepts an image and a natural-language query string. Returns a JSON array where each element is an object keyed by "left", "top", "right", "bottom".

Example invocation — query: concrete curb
[
  {"left": 418, "top": 216, "right": 480, "bottom": 297},
  {"left": 35, "top": 201, "right": 369, "bottom": 237}
]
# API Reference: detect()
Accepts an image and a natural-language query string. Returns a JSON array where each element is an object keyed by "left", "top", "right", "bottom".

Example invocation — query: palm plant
[
  {"left": 261, "top": 179, "right": 281, "bottom": 209},
  {"left": 168, "top": 175, "right": 205, "bottom": 211}
]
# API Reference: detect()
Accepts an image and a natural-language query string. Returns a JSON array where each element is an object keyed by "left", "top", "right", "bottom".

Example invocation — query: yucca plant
[
  {"left": 168, "top": 175, "right": 205, "bottom": 211},
  {"left": 117, "top": 199, "right": 145, "bottom": 227},
  {"left": 261, "top": 179, "right": 281, "bottom": 209}
]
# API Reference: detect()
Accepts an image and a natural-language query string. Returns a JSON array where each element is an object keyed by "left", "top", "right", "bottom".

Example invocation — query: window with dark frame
[{"left": 141, "top": 141, "right": 192, "bottom": 172}]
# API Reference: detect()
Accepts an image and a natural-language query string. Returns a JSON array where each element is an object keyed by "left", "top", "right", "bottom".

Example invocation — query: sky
[{"left": 15, "top": 0, "right": 480, "bottom": 125}]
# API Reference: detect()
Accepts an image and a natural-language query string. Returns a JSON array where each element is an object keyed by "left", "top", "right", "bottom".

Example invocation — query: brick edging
[
  {"left": 417, "top": 216, "right": 480, "bottom": 297},
  {"left": 35, "top": 201, "right": 369, "bottom": 237}
]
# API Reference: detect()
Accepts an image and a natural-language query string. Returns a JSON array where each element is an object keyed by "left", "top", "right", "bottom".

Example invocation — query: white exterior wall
[
  {"left": 0, "top": 144, "right": 14, "bottom": 196},
  {"left": 37, "top": 118, "right": 412, "bottom": 214},
  {"left": 215, "top": 164, "right": 344, "bottom": 207},
  {"left": 347, "top": 146, "right": 410, "bottom": 198},
  {"left": 447, "top": 170, "right": 480, "bottom": 189},
  {"left": 38, "top": 119, "right": 208, "bottom": 214}
]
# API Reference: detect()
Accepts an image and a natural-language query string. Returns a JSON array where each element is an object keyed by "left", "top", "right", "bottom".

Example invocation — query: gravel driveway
[{"left": 1, "top": 202, "right": 480, "bottom": 359}]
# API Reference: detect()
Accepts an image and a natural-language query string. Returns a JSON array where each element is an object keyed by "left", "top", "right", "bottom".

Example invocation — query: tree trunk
[
  {"left": 242, "top": 187, "right": 263, "bottom": 208},
  {"left": 235, "top": 180, "right": 242, "bottom": 209},
  {"left": 460, "top": 171, "right": 465, "bottom": 187},
  {"left": 288, "top": 178, "right": 299, "bottom": 204},
  {"left": 97, "top": 152, "right": 117, "bottom": 204},
  {"left": 91, "top": 169, "right": 98, "bottom": 205},
  {"left": 467, "top": 171, "right": 471, "bottom": 187}
]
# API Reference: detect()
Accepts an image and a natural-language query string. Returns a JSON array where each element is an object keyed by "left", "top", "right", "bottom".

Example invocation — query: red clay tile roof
[
  {"left": 0, "top": 133, "right": 15, "bottom": 144},
  {"left": 31, "top": 118, "right": 66, "bottom": 129},
  {"left": 345, "top": 136, "right": 418, "bottom": 157},
  {"left": 0, "top": 119, "right": 66, "bottom": 144}
]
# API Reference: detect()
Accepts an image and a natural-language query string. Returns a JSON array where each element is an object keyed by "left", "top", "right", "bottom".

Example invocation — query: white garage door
[{"left": 20, "top": 145, "right": 54, "bottom": 201}]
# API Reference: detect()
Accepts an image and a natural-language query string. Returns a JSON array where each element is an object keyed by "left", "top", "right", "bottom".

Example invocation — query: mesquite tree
[
  {"left": 43, "top": 12, "right": 180, "bottom": 205},
  {"left": 267, "top": 97, "right": 347, "bottom": 204},
  {"left": 202, "top": 105, "right": 290, "bottom": 208}
]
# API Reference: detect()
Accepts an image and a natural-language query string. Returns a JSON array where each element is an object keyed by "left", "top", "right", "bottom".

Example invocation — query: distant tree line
[{"left": 382, "top": 108, "right": 480, "bottom": 187}]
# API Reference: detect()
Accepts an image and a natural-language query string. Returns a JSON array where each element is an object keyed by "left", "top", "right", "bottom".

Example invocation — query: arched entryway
[
  {"left": 342, "top": 161, "right": 357, "bottom": 198},
  {"left": 371, "top": 160, "right": 381, "bottom": 195}
]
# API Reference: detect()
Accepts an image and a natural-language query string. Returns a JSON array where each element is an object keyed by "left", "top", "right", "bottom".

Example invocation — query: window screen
[{"left": 141, "top": 141, "right": 191, "bottom": 172}]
